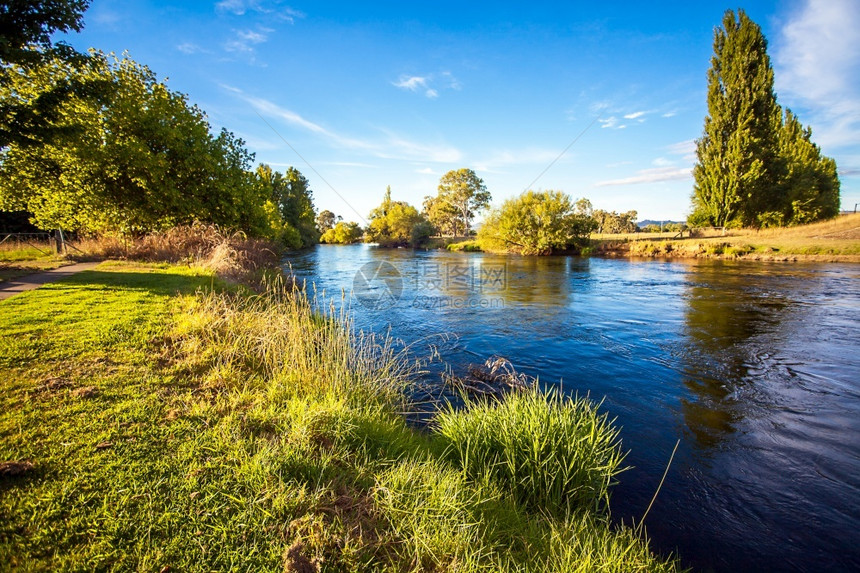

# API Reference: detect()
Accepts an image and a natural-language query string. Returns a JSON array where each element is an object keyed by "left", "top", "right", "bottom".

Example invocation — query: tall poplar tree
[{"left": 691, "top": 9, "right": 782, "bottom": 228}]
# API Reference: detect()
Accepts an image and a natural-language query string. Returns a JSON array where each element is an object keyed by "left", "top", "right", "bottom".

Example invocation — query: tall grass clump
[
  {"left": 436, "top": 388, "right": 625, "bottom": 517},
  {"left": 170, "top": 280, "right": 416, "bottom": 409}
]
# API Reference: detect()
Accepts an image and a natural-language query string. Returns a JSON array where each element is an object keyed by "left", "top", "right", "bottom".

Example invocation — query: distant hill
[{"left": 638, "top": 219, "right": 685, "bottom": 228}]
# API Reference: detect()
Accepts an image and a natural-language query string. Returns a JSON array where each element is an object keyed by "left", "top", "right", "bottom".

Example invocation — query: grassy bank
[
  {"left": 0, "top": 263, "right": 681, "bottom": 571},
  {"left": 593, "top": 213, "right": 860, "bottom": 261},
  {"left": 0, "top": 242, "right": 72, "bottom": 283}
]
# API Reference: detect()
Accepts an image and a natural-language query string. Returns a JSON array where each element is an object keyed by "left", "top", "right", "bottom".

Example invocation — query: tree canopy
[
  {"left": 425, "top": 168, "right": 490, "bottom": 236},
  {"left": 478, "top": 190, "right": 596, "bottom": 255},
  {"left": 320, "top": 221, "right": 362, "bottom": 244},
  {"left": 366, "top": 186, "right": 434, "bottom": 247},
  {"left": 691, "top": 9, "right": 839, "bottom": 228}
]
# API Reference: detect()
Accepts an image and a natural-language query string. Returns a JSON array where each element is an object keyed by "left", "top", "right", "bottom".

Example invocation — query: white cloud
[
  {"left": 594, "top": 167, "right": 692, "bottom": 187},
  {"left": 393, "top": 73, "right": 460, "bottom": 99},
  {"left": 472, "top": 148, "right": 564, "bottom": 173},
  {"left": 666, "top": 139, "right": 696, "bottom": 158},
  {"left": 216, "top": 1, "right": 304, "bottom": 22},
  {"left": 775, "top": 0, "right": 860, "bottom": 149},
  {"left": 223, "top": 86, "right": 462, "bottom": 162},
  {"left": 652, "top": 157, "right": 673, "bottom": 167},
  {"left": 624, "top": 111, "right": 646, "bottom": 119},
  {"left": 415, "top": 167, "right": 436, "bottom": 175},
  {"left": 662, "top": 111, "right": 677, "bottom": 118},
  {"left": 177, "top": 42, "right": 204, "bottom": 54},
  {"left": 393, "top": 75, "right": 428, "bottom": 91},
  {"left": 224, "top": 27, "right": 272, "bottom": 54}
]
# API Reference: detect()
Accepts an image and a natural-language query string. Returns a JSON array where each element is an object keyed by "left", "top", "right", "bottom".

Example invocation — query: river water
[{"left": 286, "top": 244, "right": 860, "bottom": 572}]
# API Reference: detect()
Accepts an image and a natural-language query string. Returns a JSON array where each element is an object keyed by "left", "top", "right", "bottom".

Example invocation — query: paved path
[{"left": 0, "top": 262, "right": 101, "bottom": 302}]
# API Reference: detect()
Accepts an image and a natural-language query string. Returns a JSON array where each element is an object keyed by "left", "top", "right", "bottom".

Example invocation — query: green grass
[
  {"left": 0, "top": 243, "right": 71, "bottom": 283},
  {"left": 0, "top": 263, "right": 682, "bottom": 572}
]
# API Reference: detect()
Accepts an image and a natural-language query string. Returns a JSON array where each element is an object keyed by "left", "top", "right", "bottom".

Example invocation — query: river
[{"left": 286, "top": 244, "right": 860, "bottom": 572}]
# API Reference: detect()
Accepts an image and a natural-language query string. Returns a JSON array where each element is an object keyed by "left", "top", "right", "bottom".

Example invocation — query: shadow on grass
[{"left": 36, "top": 269, "right": 221, "bottom": 298}]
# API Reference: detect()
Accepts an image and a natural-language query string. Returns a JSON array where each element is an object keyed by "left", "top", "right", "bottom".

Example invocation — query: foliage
[
  {"left": 774, "top": 109, "right": 840, "bottom": 226},
  {"left": 691, "top": 9, "right": 839, "bottom": 229},
  {"left": 691, "top": 9, "right": 781, "bottom": 228},
  {"left": 592, "top": 209, "right": 638, "bottom": 234},
  {"left": 0, "top": 51, "right": 264, "bottom": 234},
  {"left": 0, "top": 0, "right": 92, "bottom": 147},
  {"left": 320, "top": 220, "right": 363, "bottom": 244},
  {"left": 365, "top": 186, "right": 434, "bottom": 247},
  {"left": 479, "top": 190, "right": 596, "bottom": 255},
  {"left": 253, "top": 164, "right": 318, "bottom": 248},
  {"left": 425, "top": 168, "right": 490, "bottom": 236},
  {"left": 315, "top": 209, "right": 338, "bottom": 233}
]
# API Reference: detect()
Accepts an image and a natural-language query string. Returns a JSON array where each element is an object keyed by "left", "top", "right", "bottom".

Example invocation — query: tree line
[{"left": 0, "top": 1, "right": 318, "bottom": 248}]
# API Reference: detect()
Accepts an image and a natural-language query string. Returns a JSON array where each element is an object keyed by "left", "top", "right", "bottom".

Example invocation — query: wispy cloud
[
  {"left": 415, "top": 167, "right": 436, "bottom": 175},
  {"left": 623, "top": 111, "right": 646, "bottom": 120},
  {"left": 775, "top": 0, "right": 860, "bottom": 149},
  {"left": 594, "top": 167, "right": 692, "bottom": 187},
  {"left": 177, "top": 42, "right": 206, "bottom": 54},
  {"left": 224, "top": 26, "right": 273, "bottom": 54},
  {"left": 216, "top": 0, "right": 304, "bottom": 21},
  {"left": 392, "top": 72, "right": 460, "bottom": 99},
  {"left": 472, "top": 148, "right": 565, "bottom": 173},
  {"left": 599, "top": 116, "right": 627, "bottom": 129},
  {"left": 224, "top": 86, "right": 461, "bottom": 162}
]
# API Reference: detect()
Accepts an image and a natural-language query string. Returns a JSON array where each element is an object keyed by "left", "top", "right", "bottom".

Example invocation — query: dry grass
[
  {"left": 595, "top": 214, "right": 860, "bottom": 261},
  {"left": 71, "top": 223, "right": 282, "bottom": 283}
]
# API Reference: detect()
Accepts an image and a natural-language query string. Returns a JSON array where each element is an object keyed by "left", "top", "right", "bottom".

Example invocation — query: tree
[
  {"left": 366, "top": 187, "right": 433, "bottom": 247},
  {"left": 254, "top": 164, "right": 318, "bottom": 248},
  {"left": 0, "top": 51, "right": 264, "bottom": 234},
  {"left": 592, "top": 210, "right": 638, "bottom": 234},
  {"left": 423, "top": 193, "right": 459, "bottom": 236},
  {"left": 691, "top": 9, "right": 782, "bottom": 228},
  {"left": 320, "top": 221, "right": 362, "bottom": 244},
  {"left": 0, "top": 0, "right": 94, "bottom": 148},
  {"left": 432, "top": 168, "right": 490, "bottom": 236},
  {"left": 775, "top": 109, "right": 840, "bottom": 226},
  {"left": 316, "top": 209, "right": 338, "bottom": 233},
  {"left": 478, "top": 190, "right": 596, "bottom": 255}
]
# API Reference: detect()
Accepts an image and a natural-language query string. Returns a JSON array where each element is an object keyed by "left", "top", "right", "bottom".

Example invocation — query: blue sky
[{"left": 62, "top": 0, "right": 860, "bottom": 223}]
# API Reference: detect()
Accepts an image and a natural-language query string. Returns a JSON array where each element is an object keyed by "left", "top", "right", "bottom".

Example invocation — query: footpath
[{"left": 0, "top": 262, "right": 100, "bottom": 302}]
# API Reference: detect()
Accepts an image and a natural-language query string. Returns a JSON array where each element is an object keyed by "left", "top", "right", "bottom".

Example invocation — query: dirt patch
[
  {"left": 0, "top": 460, "right": 35, "bottom": 477},
  {"left": 72, "top": 386, "right": 99, "bottom": 399},
  {"left": 33, "top": 377, "right": 73, "bottom": 393},
  {"left": 283, "top": 540, "right": 319, "bottom": 573}
]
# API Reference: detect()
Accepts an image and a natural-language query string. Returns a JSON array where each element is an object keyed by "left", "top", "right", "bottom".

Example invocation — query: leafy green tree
[
  {"left": 254, "top": 164, "right": 318, "bottom": 247},
  {"left": 592, "top": 210, "right": 638, "bottom": 234},
  {"left": 431, "top": 168, "right": 490, "bottom": 236},
  {"left": 0, "top": 51, "right": 263, "bottom": 234},
  {"left": 691, "top": 9, "right": 782, "bottom": 228},
  {"left": 479, "top": 190, "right": 596, "bottom": 255},
  {"left": 366, "top": 186, "right": 433, "bottom": 247},
  {"left": 0, "top": 0, "right": 94, "bottom": 147},
  {"left": 320, "top": 221, "right": 363, "bottom": 244},
  {"left": 316, "top": 209, "right": 338, "bottom": 233},
  {"left": 775, "top": 109, "right": 840, "bottom": 226}
]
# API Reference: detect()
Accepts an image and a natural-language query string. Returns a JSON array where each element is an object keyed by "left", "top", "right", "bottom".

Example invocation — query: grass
[
  {"left": 594, "top": 213, "right": 860, "bottom": 261},
  {"left": 0, "top": 262, "right": 682, "bottom": 571},
  {"left": 0, "top": 241, "right": 71, "bottom": 283}
]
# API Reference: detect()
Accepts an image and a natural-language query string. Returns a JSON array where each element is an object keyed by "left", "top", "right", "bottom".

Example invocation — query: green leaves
[
  {"left": 479, "top": 190, "right": 595, "bottom": 255},
  {"left": 692, "top": 9, "right": 839, "bottom": 229},
  {"left": 0, "top": 52, "right": 263, "bottom": 235},
  {"left": 426, "top": 168, "right": 491, "bottom": 236}
]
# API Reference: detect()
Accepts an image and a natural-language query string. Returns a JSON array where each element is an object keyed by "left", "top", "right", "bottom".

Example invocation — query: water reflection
[{"left": 681, "top": 263, "right": 790, "bottom": 451}]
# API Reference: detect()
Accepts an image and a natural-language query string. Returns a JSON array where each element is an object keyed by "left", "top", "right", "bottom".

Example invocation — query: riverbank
[
  {"left": 0, "top": 261, "right": 680, "bottom": 571},
  {"left": 445, "top": 214, "right": 860, "bottom": 262}
]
